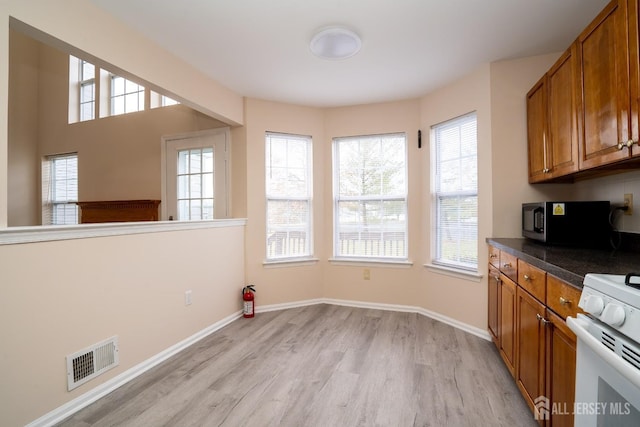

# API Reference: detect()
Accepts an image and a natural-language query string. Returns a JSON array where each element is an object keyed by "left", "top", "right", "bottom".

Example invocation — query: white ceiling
[{"left": 88, "top": 0, "right": 609, "bottom": 108}]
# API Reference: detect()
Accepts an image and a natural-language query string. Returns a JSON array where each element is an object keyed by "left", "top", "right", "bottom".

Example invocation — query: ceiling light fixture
[{"left": 310, "top": 27, "right": 362, "bottom": 60}]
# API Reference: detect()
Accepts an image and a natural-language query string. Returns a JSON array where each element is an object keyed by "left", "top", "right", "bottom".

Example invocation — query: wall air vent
[{"left": 66, "top": 336, "right": 119, "bottom": 391}]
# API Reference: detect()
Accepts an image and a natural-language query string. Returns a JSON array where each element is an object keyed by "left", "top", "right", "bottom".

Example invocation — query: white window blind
[
  {"left": 433, "top": 112, "right": 478, "bottom": 270},
  {"left": 333, "top": 133, "right": 407, "bottom": 259},
  {"left": 42, "top": 153, "right": 78, "bottom": 225},
  {"left": 265, "top": 133, "right": 312, "bottom": 260}
]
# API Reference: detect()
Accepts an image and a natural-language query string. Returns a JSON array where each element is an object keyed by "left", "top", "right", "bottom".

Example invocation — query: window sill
[
  {"left": 263, "top": 257, "right": 319, "bottom": 268},
  {"left": 0, "top": 219, "right": 247, "bottom": 245},
  {"left": 424, "top": 263, "right": 483, "bottom": 282},
  {"left": 329, "top": 257, "right": 413, "bottom": 268}
]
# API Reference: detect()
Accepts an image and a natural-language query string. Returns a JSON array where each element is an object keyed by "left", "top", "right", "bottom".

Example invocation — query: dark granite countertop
[{"left": 486, "top": 238, "right": 640, "bottom": 289}]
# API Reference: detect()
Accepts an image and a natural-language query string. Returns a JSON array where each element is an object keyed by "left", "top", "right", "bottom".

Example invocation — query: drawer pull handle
[
  {"left": 503, "top": 263, "right": 512, "bottom": 268},
  {"left": 523, "top": 274, "right": 531, "bottom": 281},
  {"left": 490, "top": 254, "right": 497, "bottom": 258},
  {"left": 559, "top": 297, "right": 571, "bottom": 306}
]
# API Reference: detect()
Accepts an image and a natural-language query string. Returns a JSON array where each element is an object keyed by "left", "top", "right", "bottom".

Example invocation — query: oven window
[{"left": 597, "top": 378, "right": 640, "bottom": 426}]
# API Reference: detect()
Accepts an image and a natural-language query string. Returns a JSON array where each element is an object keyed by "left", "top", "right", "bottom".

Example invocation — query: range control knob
[
  {"left": 583, "top": 295, "right": 605, "bottom": 315},
  {"left": 600, "top": 304, "right": 626, "bottom": 327}
]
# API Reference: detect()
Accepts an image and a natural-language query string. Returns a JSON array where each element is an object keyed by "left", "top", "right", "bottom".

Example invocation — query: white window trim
[
  {"left": 430, "top": 112, "right": 478, "bottom": 272},
  {"left": 265, "top": 132, "right": 313, "bottom": 261},
  {"left": 424, "top": 263, "right": 482, "bottom": 282},
  {"left": 332, "top": 132, "right": 408, "bottom": 261},
  {"left": 110, "top": 74, "right": 145, "bottom": 116},
  {"left": 263, "top": 256, "right": 319, "bottom": 268},
  {"left": 329, "top": 257, "right": 413, "bottom": 268}
]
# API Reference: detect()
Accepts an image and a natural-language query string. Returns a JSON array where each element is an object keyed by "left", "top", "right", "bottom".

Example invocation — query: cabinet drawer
[
  {"left": 500, "top": 251, "right": 518, "bottom": 282},
  {"left": 547, "top": 275, "right": 583, "bottom": 320},
  {"left": 488, "top": 245, "right": 500, "bottom": 268},
  {"left": 518, "top": 260, "right": 546, "bottom": 302}
]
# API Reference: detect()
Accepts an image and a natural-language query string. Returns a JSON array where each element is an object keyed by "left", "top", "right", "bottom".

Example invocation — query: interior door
[{"left": 163, "top": 128, "right": 229, "bottom": 220}]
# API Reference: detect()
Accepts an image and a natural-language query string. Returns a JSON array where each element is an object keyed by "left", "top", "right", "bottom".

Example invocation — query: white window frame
[
  {"left": 79, "top": 60, "right": 95, "bottom": 121},
  {"left": 69, "top": 56, "right": 96, "bottom": 123},
  {"left": 42, "top": 153, "right": 79, "bottom": 225},
  {"left": 332, "top": 133, "right": 408, "bottom": 262},
  {"left": 431, "top": 112, "right": 478, "bottom": 272},
  {"left": 265, "top": 132, "right": 313, "bottom": 262},
  {"left": 161, "top": 128, "right": 229, "bottom": 221},
  {"left": 110, "top": 74, "right": 145, "bottom": 116}
]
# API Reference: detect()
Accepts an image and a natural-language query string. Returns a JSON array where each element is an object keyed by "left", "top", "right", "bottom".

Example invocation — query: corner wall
[
  {"left": 0, "top": 224, "right": 246, "bottom": 427},
  {"left": 489, "top": 53, "right": 575, "bottom": 238}
]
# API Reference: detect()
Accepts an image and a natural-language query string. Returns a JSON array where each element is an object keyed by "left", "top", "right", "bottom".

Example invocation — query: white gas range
[{"left": 567, "top": 273, "right": 640, "bottom": 426}]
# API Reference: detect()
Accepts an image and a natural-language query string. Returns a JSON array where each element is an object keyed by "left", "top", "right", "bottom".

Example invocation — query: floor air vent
[{"left": 66, "top": 336, "right": 119, "bottom": 391}]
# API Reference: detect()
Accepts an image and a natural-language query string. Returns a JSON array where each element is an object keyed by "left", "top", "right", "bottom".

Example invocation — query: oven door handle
[{"left": 567, "top": 316, "right": 640, "bottom": 390}]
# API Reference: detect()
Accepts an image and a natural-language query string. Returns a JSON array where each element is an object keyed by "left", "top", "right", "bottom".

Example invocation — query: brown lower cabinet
[
  {"left": 488, "top": 244, "right": 579, "bottom": 426},
  {"left": 546, "top": 310, "right": 577, "bottom": 427},
  {"left": 499, "top": 273, "right": 517, "bottom": 377},
  {"left": 516, "top": 286, "right": 547, "bottom": 416}
]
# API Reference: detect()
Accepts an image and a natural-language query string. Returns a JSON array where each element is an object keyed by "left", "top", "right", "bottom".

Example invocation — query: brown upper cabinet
[
  {"left": 577, "top": 0, "right": 637, "bottom": 169},
  {"left": 527, "top": 0, "right": 640, "bottom": 182},
  {"left": 527, "top": 46, "right": 580, "bottom": 183}
]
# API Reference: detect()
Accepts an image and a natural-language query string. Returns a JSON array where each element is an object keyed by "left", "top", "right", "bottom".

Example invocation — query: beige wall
[
  {"left": 418, "top": 65, "right": 492, "bottom": 328},
  {"left": 8, "top": 30, "right": 39, "bottom": 226},
  {"left": 0, "top": 2, "right": 248, "bottom": 426},
  {"left": 322, "top": 100, "right": 422, "bottom": 306},
  {"left": 2, "top": 1, "right": 632, "bottom": 426},
  {"left": 0, "top": 0, "right": 245, "bottom": 228},
  {"left": 243, "top": 98, "right": 325, "bottom": 305},
  {"left": 8, "top": 30, "right": 227, "bottom": 226},
  {"left": 489, "top": 53, "right": 575, "bottom": 237},
  {"left": 0, "top": 224, "right": 246, "bottom": 427}
]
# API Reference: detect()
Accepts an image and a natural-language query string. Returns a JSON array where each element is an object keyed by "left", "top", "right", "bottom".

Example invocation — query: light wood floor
[{"left": 57, "top": 304, "right": 536, "bottom": 427}]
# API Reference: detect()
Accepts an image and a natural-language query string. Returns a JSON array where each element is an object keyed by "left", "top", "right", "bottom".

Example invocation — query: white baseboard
[
  {"left": 257, "top": 298, "right": 490, "bottom": 341},
  {"left": 28, "top": 299, "right": 489, "bottom": 426},
  {"left": 319, "top": 298, "right": 491, "bottom": 341},
  {"left": 26, "top": 310, "right": 243, "bottom": 427}
]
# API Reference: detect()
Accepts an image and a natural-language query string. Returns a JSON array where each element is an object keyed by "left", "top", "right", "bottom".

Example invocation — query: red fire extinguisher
[{"left": 242, "top": 285, "right": 256, "bottom": 318}]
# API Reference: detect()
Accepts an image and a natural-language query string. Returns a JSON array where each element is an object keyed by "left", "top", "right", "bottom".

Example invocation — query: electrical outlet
[
  {"left": 185, "top": 290, "right": 192, "bottom": 306},
  {"left": 363, "top": 269, "right": 370, "bottom": 280},
  {"left": 624, "top": 193, "right": 633, "bottom": 216}
]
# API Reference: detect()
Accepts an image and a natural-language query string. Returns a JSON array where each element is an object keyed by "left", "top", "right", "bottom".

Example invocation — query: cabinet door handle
[
  {"left": 627, "top": 140, "right": 635, "bottom": 148},
  {"left": 618, "top": 141, "right": 625, "bottom": 150},
  {"left": 493, "top": 275, "right": 501, "bottom": 283},
  {"left": 536, "top": 313, "right": 551, "bottom": 325},
  {"left": 559, "top": 296, "right": 571, "bottom": 305},
  {"left": 523, "top": 274, "right": 531, "bottom": 281}
]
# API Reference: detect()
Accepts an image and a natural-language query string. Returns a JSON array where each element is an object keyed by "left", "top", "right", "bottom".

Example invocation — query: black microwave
[{"left": 522, "top": 201, "right": 611, "bottom": 246}]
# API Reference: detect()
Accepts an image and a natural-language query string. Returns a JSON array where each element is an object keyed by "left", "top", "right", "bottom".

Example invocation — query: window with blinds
[
  {"left": 432, "top": 112, "right": 478, "bottom": 270},
  {"left": 265, "top": 133, "right": 313, "bottom": 260},
  {"left": 333, "top": 133, "right": 407, "bottom": 259},
  {"left": 42, "top": 153, "right": 79, "bottom": 225}
]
